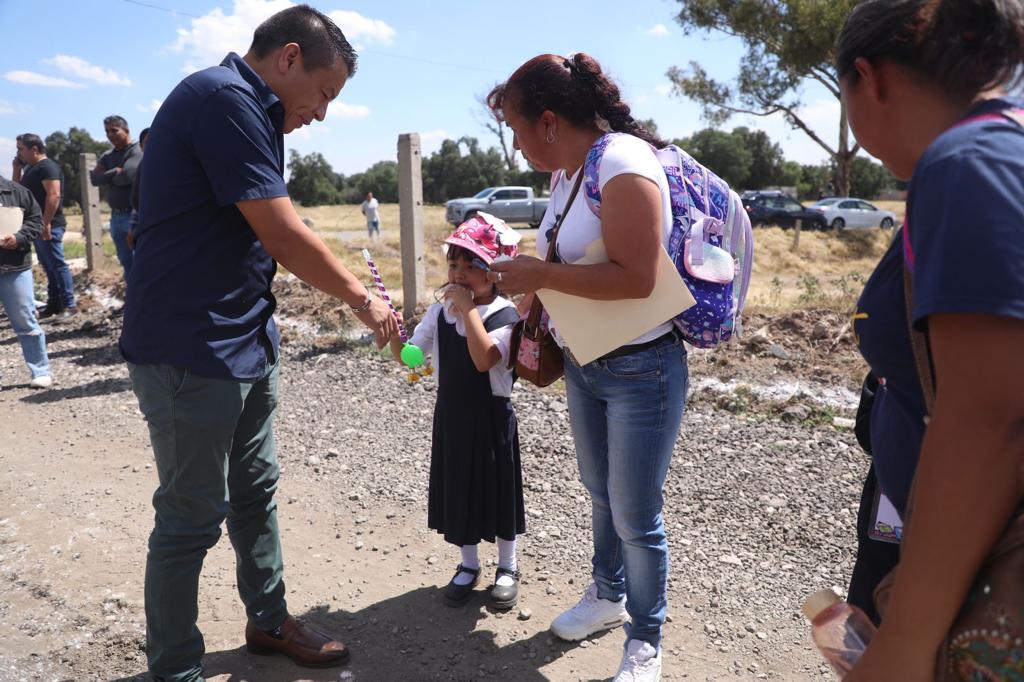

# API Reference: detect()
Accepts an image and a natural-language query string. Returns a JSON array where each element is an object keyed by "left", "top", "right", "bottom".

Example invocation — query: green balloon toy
[{"left": 400, "top": 343, "right": 424, "bottom": 368}]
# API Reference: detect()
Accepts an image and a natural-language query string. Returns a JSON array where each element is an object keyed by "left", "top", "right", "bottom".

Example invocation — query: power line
[{"left": 120, "top": 0, "right": 199, "bottom": 18}]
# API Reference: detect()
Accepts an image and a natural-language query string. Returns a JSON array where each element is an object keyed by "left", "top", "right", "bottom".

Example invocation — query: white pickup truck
[{"left": 445, "top": 186, "right": 549, "bottom": 228}]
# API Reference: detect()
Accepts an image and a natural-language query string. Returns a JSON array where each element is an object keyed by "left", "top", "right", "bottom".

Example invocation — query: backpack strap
[
  {"left": 581, "top": 133, "right": 620, "bottom": 218},
  {"left": 482, "top": 305, "right": 520, "bottom": 333},
  {"left": 727, "top": 191, "right": 755, "bottom": 315}
]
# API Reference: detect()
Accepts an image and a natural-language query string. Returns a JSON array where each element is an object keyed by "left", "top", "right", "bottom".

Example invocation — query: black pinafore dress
[{"left": 427, "top": 307, "right": 525, "bottom": 546}]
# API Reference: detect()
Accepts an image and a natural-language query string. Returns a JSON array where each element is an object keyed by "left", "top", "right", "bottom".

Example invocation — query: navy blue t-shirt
[
  {"left": 855, "top": 97, "right": 1024, "bottom": 514},
  {"left": 119, "top": 53, "right": 288, "bottom": 380}
]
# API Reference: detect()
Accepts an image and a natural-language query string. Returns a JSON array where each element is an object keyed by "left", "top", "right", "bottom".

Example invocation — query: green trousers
[{"left": 129, "top": 360, "right": 288, "bottom": 682}]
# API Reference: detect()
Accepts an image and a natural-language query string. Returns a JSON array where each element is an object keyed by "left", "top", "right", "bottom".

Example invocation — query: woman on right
[{"left": 836, "top": 1, "right": 1024, "bottom": 679}]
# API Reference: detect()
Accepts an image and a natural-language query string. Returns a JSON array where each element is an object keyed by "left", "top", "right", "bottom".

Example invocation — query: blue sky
[{"left": 0, "top": 0, "right": 844, "bottom": 178}]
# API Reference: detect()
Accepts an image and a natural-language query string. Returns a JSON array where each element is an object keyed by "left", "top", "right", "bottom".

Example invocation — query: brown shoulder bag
[{"left": 508, "top": 170, "right": 583, "bottom": 387}]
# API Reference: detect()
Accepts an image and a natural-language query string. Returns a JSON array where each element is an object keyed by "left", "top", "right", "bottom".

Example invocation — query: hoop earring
[{"left": 546, "top": 132, "right": 555, "bottom": 144}]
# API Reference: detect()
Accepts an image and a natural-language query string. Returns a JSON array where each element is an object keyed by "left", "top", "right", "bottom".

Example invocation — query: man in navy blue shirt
[{"left": 120, "top": 6, "right": 398, "bottom": 680}]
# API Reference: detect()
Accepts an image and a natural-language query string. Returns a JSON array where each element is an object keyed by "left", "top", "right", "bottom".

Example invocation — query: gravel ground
[{"left": 0, "top": 285, "right": 868, "bottom": 681}]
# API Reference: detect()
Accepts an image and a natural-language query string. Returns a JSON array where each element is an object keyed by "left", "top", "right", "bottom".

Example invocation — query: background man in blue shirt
[{"left": 119, "top": 5, "right": 398, "bottom": 680}]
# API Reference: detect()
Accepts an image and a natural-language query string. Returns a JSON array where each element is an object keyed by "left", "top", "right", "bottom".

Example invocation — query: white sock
[
  {"left": 453, "top": 545, "right": 479, "bottom": 586},
  {"left": 496, "top": 538, "right": 517, "bottom": 587}
]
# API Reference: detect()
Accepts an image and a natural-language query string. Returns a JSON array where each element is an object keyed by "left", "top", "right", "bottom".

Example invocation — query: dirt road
[{"left": 0, "top": 302, "right": 853, "bottom": 681}]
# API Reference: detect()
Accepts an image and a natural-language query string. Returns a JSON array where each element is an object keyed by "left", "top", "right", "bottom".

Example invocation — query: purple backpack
[{"left": 581, "top": 133, "right": 754, "bottom": 348}]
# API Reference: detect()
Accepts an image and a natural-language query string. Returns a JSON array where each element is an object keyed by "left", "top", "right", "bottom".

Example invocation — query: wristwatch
[{"left": 349, "top": 293, "right": 373, "bottom": 313}]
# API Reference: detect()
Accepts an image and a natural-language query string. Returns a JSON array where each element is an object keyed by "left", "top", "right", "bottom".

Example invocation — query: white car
[{"left": 810, "top": 198, "right": 897, "bottom": 230}]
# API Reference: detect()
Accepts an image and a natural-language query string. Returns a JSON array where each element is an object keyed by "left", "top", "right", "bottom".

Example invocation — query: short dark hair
[
  {"left": 249, "top": 4, "right": 357, "bottom": 75},
  {"left": 836, "top": 0, "right": 1024, "bottom": 100},
  {"left": 139, "top": 127, "right": 150, "bottom": 145},
  {"left": 488, "top": 53, "right": 663, "bottom": 147},
  {"left": 104, "top": 115, "right": 129, "bottom": 131},
  {"left": 446, "top": 244, "right": 475, "bottom": 263},
  {"left": 16, "top": 133, "right": 45, "bottom": 154}
]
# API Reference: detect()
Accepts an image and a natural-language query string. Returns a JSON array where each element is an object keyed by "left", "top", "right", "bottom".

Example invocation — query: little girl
[{"left": 390, "top": 213, "right": 526, "bottom": 609}]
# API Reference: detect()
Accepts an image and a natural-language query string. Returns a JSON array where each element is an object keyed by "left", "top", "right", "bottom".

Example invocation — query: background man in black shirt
[{"left": 13, "top": 133, "right": 77, "bottom": 318}]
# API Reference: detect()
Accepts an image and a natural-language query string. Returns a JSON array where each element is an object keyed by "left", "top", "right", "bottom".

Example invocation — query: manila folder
[{"left": 536, "top": 240, "right": 696, "bottom": 366}]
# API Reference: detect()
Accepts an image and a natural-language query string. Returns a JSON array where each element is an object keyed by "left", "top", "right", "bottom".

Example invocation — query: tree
[
  {"left": 848, "top": 156, "right": 895, "bottom": 199},
  {"left": 732, "top": 127, "right": 786, "bottom": 190},
  {"left": 350, "top": 160, "right": 399, "bottom": 203},
  {"left": 286, "top": 150, "right": 340, "bottom": 206},
  {"left": 667, "top": 0, "right": 861, "bottom": 195},
  {"left": 44, "top": 127, "right": 110, "bottom": 207},
  {"left": 422, "top": 137, "right": 506, "bottom": 203},
  {"left": 636, "top": 118, "right": 662, "bottom": 141},
  {"left": 673, "top": 128, "right": 752, "bottom": 188},
  {"left": 798, "top": 163, "right": 833, "bottom": 200},
  {"left": 476, "top": 92, "right": 517, "bottom": 172}
]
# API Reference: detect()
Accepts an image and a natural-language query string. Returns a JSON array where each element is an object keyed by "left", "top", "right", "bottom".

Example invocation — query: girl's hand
[
  {"left": 488, "top": 255, "right": 548, "bottom": 296},
  {"left": 443, "top": 284, "right": 475, "bottom": 315}
]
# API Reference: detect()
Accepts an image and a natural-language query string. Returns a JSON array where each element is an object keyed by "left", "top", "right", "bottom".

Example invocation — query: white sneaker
[
  {"left": 29, "top": 375, "right": 53, "bottom": 389},
  {"left": 550, "top": 582, "right": 630, "bottom": 641},
  {"left": 614, "top": 639, "right": 662, "bottom": 682}
]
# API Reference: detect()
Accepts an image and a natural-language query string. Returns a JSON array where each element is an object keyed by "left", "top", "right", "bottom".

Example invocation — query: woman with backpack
[
  {"left": 486, "top": 53, "right": 686, "bottom": 682},
  {"left": 837, "top": 1, "right": 1024, "bottom": 679}
]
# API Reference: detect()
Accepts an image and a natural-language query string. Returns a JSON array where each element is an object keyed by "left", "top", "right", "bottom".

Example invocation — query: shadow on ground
[{"left": 107, "top": 587, "right": 614, "bottom": 682}]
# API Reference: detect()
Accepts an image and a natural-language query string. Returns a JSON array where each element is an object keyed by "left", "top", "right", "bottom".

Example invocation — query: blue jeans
[
  {"left": 0, "top": 269, "right": 50, "bottom": 378},
  {"left": 110, "top": 211, "right": 134, "bottom": 281},
  {"left": 34, "top": 224, "right": 76, "bottom": 309},
  {"left": 563, "top": 334, "right": 688, "bottom": 650}
]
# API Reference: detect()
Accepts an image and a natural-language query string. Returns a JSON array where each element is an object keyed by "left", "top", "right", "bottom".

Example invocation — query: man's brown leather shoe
[{"left": 245, "top": 615, "right": 350, "bottom": 668}]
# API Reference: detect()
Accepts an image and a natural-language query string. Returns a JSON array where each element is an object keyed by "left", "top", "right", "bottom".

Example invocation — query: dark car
[{"left": 743, "top": 191, "right": 827, "bottom": 230}]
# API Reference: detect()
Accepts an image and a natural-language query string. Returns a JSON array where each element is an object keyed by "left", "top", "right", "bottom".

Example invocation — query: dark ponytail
[
  {"left": 487, "top": 53, "right": 665, "bottom": 147},
  {"left": 836, "top": 0, "right": 1024, "bottom": 101}
]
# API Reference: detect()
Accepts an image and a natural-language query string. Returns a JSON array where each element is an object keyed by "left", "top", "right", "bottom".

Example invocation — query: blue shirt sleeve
[
  {"left": 910, "top": 139, "right": 1024, "bottom": 326},
  {"left": 191, "top": 85, "right": 287, "bottom": 207}
]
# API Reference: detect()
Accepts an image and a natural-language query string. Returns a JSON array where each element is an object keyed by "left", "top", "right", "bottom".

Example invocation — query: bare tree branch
[{"left": 776, "top": 105, "right": 838, "bottom": 157}]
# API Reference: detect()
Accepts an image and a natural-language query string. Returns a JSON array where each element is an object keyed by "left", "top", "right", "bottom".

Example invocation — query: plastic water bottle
[{"left": 802, "top": 589, "right": 876, "bottom": 678}]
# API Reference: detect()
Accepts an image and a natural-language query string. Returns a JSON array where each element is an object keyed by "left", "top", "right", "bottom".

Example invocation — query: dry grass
[
  {"left": 61, "top": 201, "right": 898, "bottom": 316},
  {"left": 745, "top": 226, "right": 895, "bottom": 314}
]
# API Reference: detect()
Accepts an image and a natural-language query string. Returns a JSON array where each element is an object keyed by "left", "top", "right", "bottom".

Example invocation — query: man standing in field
[
  {"left": 361, "top": 190, "right": 380, "bottom": 240},
  {"left": 90, "top": 115, "right": 142, "bottom": 281},
  {"left": 119, "top": 5, "right": 398, "bottom": 680},
  {"left": 12, "top": 133, "right": 77, "bottom": 319}
]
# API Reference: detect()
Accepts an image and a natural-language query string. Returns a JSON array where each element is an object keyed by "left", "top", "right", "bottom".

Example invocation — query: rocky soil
[{"left": 0, "top": 276, "right": 870, "bottom": 682}]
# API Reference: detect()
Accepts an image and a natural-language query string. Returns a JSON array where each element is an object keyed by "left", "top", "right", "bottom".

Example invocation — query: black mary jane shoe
[
  {"left": 444, "top": 564, "right": 480, "bottom": 606},
  {"left": 489, "top": 566, "right": 521, "bottom": 610}
]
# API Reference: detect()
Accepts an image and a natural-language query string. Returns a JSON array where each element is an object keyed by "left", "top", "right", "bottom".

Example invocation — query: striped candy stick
[{"left": 361, "top": 248, "right": 407, "bottom": 342}]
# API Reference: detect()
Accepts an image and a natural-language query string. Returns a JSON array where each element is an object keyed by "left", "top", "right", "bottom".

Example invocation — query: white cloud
[
  {"left": 44, "top": 54, "right": 131, "bottom": 86},
  {"left": 419, "top": 129, "right": 449, "bottom": 155},
  {"left": 0, "top": 138, "right": 14, "bottom": 167},
  {"left": 655, "top": 83, "right": 673, "bottom": 97},
  {"left": 331, "top": 101, "right": 371, "bottom": 119},
  {"left": 137, "top": 99, "right": 163, "bottom": 113},
  {"left": 646, "top": 24, "right": 670, "bottom": 37},
  {"left": 3, "top": 70, "right": 85, "bottom": 88},
  {"left": 171, "top": 0, "right": 395, "bottom": 72},
  {"left": 0, "top": 100, "right": 18, "bottom": 115},
  {"left": 327, "top": 10, "right": 396, "bottom": 46},
  {"left": 289, "top": 123, "right": 332, "bottom": 141}
]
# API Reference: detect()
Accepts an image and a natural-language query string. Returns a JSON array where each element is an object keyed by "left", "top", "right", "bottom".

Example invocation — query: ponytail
[
  {"left": 836, "top": 0, "right": 1024, "bottom": 101},
  {"left": 568, "top": 53, "right": 665, "bottom": 146},
  {"left": 488, "top": 52, "right": 665, "bottom": 147}
]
